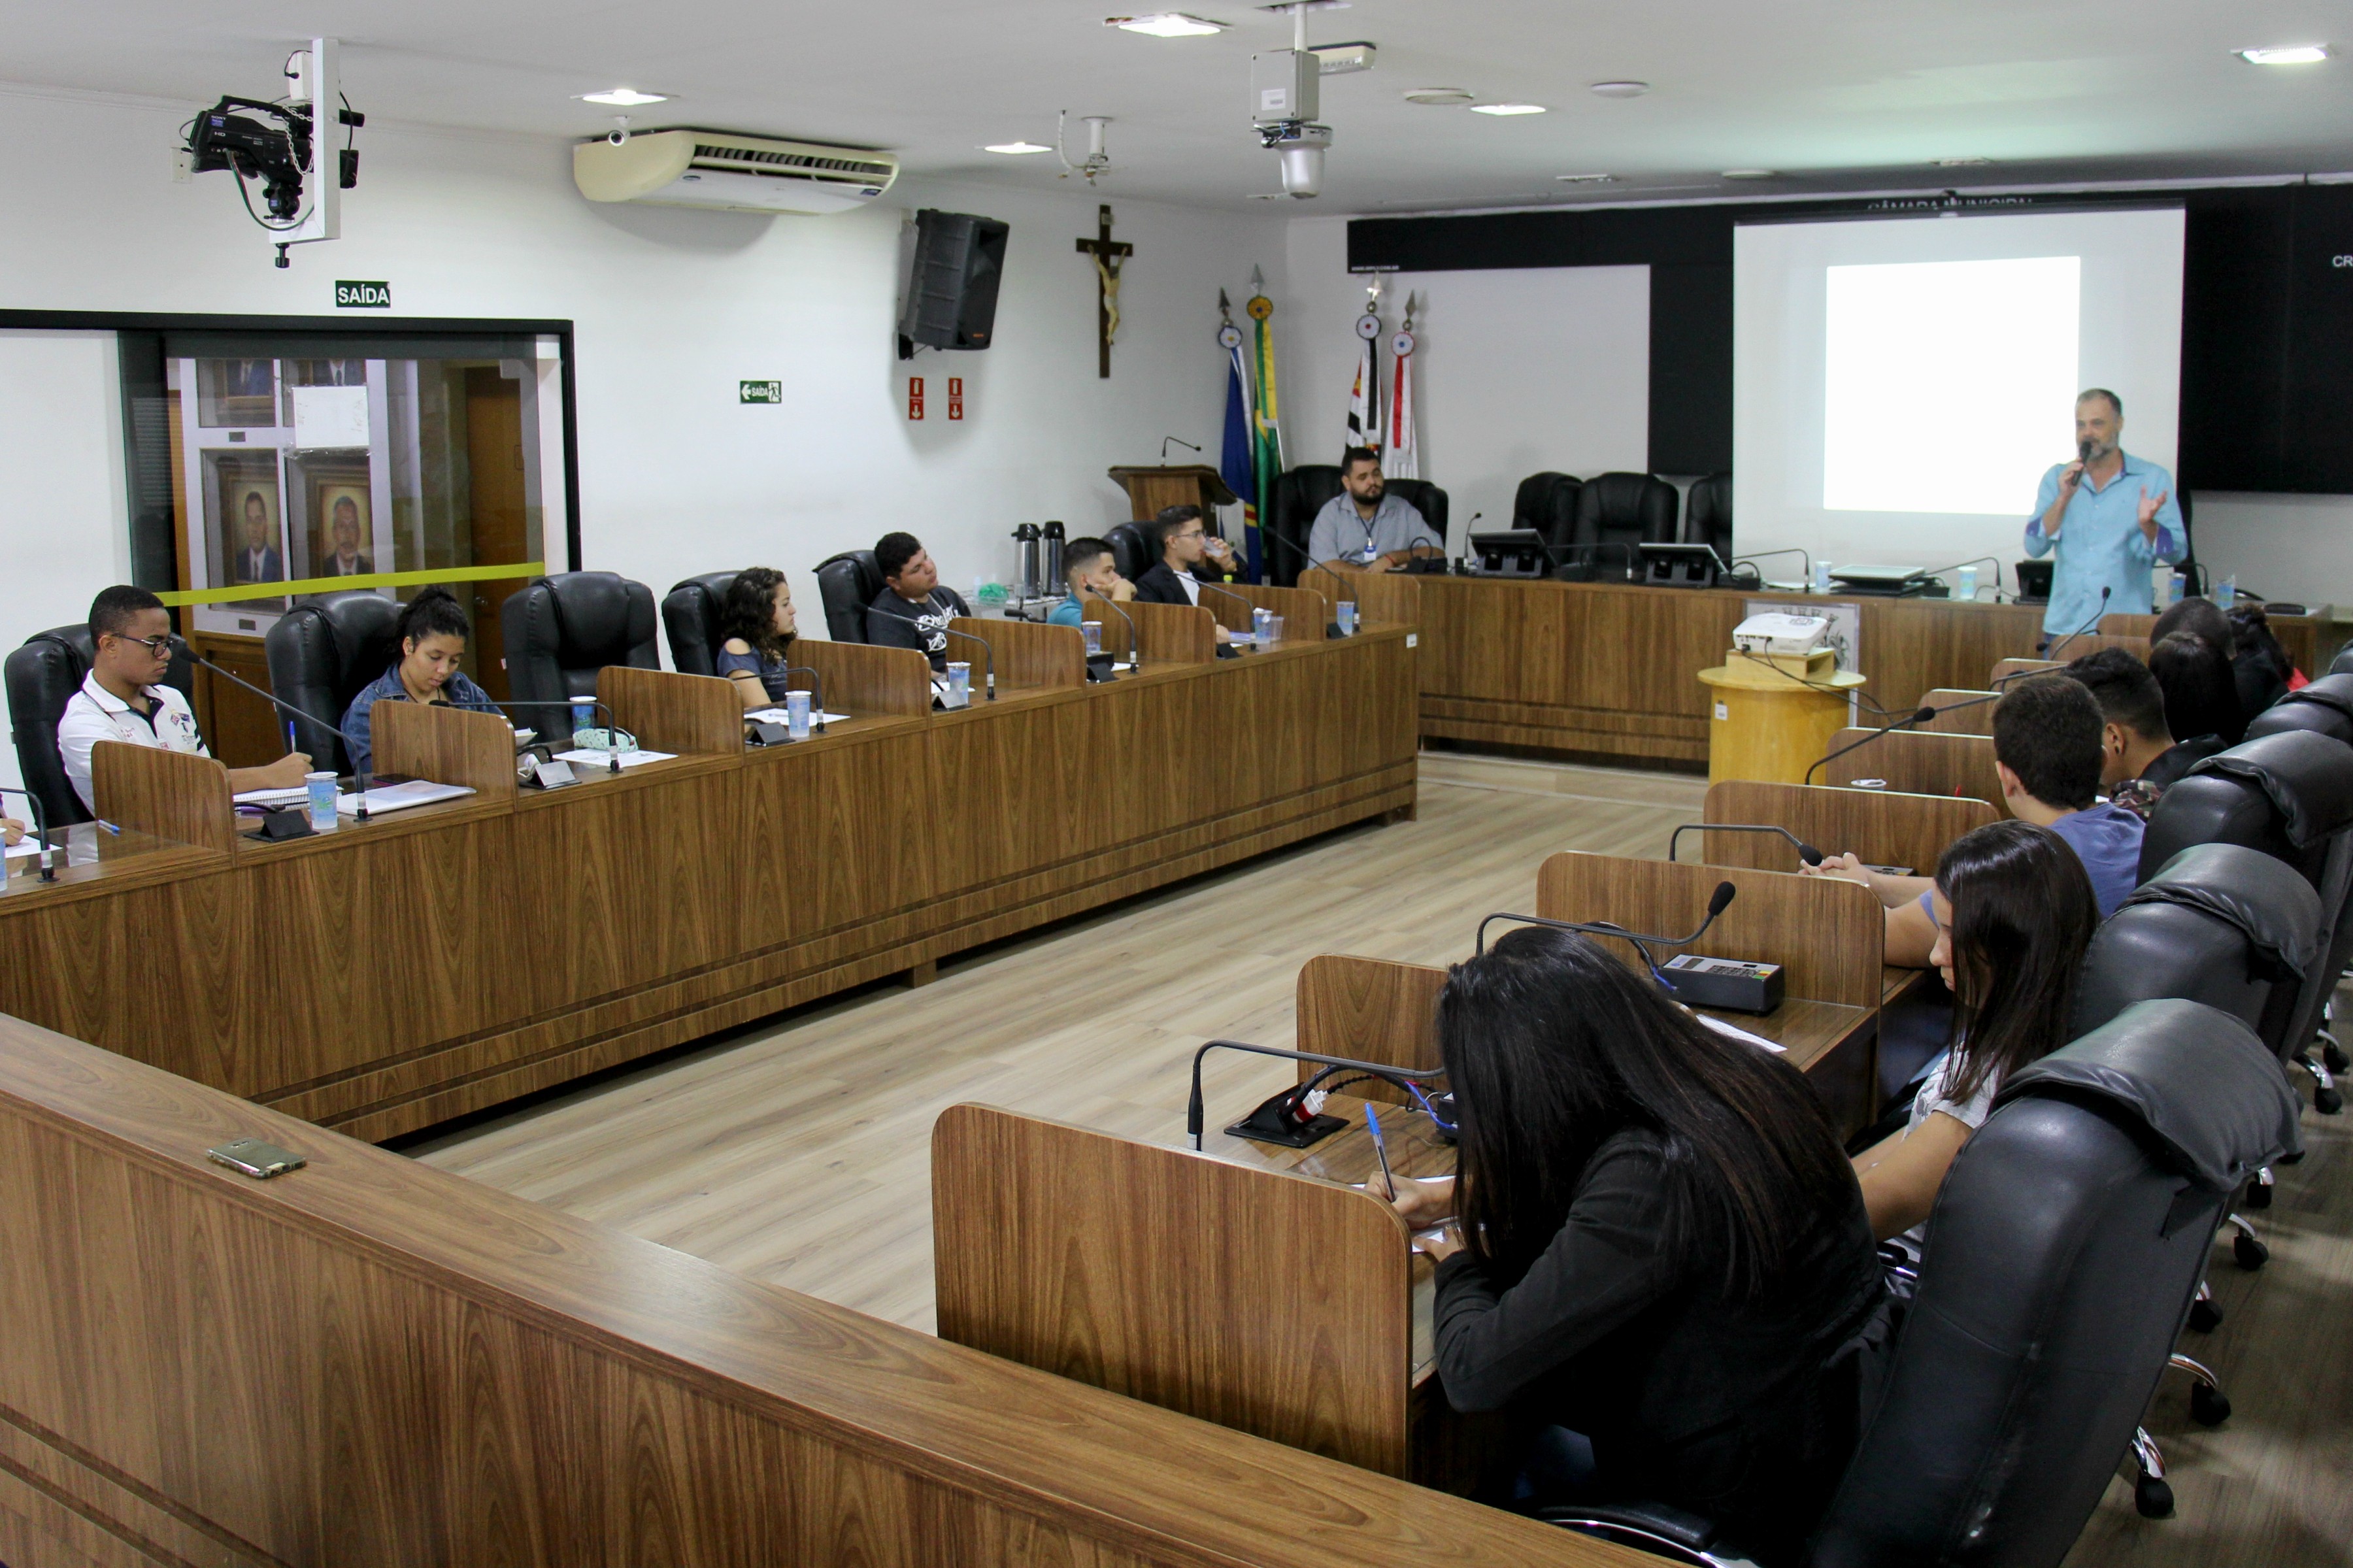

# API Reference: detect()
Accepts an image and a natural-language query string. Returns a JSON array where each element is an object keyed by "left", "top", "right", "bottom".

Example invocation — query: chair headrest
[
  {"left": 2331, "top": 644, "right": 2353, "bottom": 679},
  {"left": 1686, "top": 472, "right": 1731, "bottom": 526},
  {"left": 543, "top": 572, "right": 647, "bottom": 661},
  {"left": 2246, "top": 673, "right": 2353, "bottom": 744},
  {"left": 2000, "top": 997, "right": 2303, "bottom": 1192},
  {"left": 2122, "top": 842, "right": 2326, "bottom": 981},
  {"left": 661, "top": 571, "right": 742, "bottom": 677},
  {"left": 1512, "top": 471, "right": 1570, "bottom": 527},
  {"left": 2188, "top": 729, "right": 2353, "bottom": 848}
]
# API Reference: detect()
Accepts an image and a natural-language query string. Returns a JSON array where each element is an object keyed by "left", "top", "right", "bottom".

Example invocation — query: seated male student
[
  {"left": 864, "top": 531, "right": 971, "bottom": 671},
  {"left": 1133, "top": 508, "right": 1239, "bottom": 644},
  {"left": 1307, "top": 447, "right": 1442, "bottom": 571},
  {"left": 1046, "top": 537, "right": 1132, "bottom": 627},
  {"left": 1805, "top": 675, "right": 2143, "bottom": 965},
  {"left": 58, "top": 585, "right": 311, "bottom": 814},
  {"left": 2062, "top": 647, "right": 2224, "bottom": 821}
]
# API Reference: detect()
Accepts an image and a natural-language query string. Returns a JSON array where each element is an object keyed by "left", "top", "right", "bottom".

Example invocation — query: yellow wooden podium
[{"left": 1697, "top": 650, "right": 1867, "bottom": 784}]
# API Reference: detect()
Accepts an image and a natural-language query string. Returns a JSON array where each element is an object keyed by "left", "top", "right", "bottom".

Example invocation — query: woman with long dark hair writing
[{"left": 1383, "top": 927, "right": 1881, "bottom": 1554}]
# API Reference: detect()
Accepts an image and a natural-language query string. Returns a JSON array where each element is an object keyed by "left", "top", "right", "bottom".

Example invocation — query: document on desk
[
  {"left": 552, "top": 747, "right": 678, "bottom": 769},
  {"left": 744, "top": 707, "right": 849, "bottom": 726},
  {"left": 232, "top": 786, "right": 313, "bottom": 807},
  {"left": 335, "top": 780, "right": 477, "bottom": 816},
  {"left": 4, "top": 839, "right": 43, "bottom": 861},
  {"left": 1690, "top": 1009, "right": 1785, "bottom": 1054}
]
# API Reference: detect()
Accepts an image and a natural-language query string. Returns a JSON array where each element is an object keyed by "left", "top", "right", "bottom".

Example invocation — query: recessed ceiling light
[
  {"left": 1721, "top": 168, "right": 1778, "bottom": 180},
  {"left": 2237, "top": 44, "right": 2330, "bottom": 65},
  {"left": 1469, "top": 102, "right": 1547, "bottom": 116},
  {"left": 984, "top": 141, "right": 1053, "bottom": 155},
  {"left": 1934, "top": 156, "right": 1992, "bottom": 167},
  {"left": 1403, "top": 88, "right": 1475, "bottom": 105},
  {"left": 1588, "top": 80, "right": 1650, "bottom": 98},
  {"left": 576, "top": 88, "right": 669, "bottom": 107},
  {"left": 1106, "top": 12, "right": 1226, "bottom": 36},
  {"left": 1556, "top": 173, "right": 1616, "bottom": 184}
]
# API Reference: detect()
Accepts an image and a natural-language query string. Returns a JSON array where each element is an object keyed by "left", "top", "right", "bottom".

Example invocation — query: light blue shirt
[
  {"left": 1047, "top": 595, "right": 1086, "bottom": 628},
  {"left": 2022, "top": 450, "right": 2184, "bottom": 637}
]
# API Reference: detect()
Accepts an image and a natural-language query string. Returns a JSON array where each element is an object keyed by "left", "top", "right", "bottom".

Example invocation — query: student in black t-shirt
[
  {"left": 2061, "top": 647, "right": 2223, "bottom": 820},
  {"left": 865, "top": 531, "right": 971, "bottom": 671}
]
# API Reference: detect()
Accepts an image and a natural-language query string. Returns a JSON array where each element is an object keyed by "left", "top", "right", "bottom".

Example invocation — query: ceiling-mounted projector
[{"left": 573, "top": 129, "right": 899, "bottom": 215}]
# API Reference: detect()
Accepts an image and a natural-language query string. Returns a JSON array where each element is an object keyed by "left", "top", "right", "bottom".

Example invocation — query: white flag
[
  {"left": 1344, "top": 334, "right": 1380, "bottom": 453},
  {"left": 1384, "top": 327, "right": 1418, "bottom": 479}
]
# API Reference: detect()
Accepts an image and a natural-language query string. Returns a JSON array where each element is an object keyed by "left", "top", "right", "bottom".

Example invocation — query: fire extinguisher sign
[
  {"left": 907, "top": 376, "right": 925, "bottom": 420},
  {"left": 947, "top": 376, "right": 965, "bottom": 420}
]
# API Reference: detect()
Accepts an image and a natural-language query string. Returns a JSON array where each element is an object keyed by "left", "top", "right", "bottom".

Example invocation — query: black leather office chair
[
  {"left": 814, "top": 551, "right": 883, "bottom": 644},
  {"left": 1567, "top": 473, "right": 1679, "bottom": 580},
  {"left": 2241, "top": 671, "right": 2353, "bottom": 746},
  {"left": 1104, "top": 522, "right": 1155, "bottom": 584},
  {"left": 2331, "top": 644, "right": 2353, "bottom": 680},
  {"left": 500, "top": 571, "right": 658, "bottom": 735},
  {"left": 6, "top": 624, "right": 198, "bottom": 827},
  {"left": 661, "top": 571, "right": 744, "bottom": 677},
  {"left": 1544, "top": 1000, "right": 2300, "bottom": 1564},
  {"left": 1383, "top": 477, "right": 1450, "bottom": 550},
  {"left": 1687, "top": 473, "right": 1733, "bottom": 565},
  {"left": 262, "top": 592, "right": 405, "bottom": 775},
  {"left": 1269, "top": 465, "right": 1344, "bottom": 586},
  {"left": 1511, "top": 472, "right": 1582, "bottom": 554}
]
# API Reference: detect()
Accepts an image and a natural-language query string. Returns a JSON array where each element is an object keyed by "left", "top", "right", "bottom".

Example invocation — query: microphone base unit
[
  {"left": 1084, "top": 653, "right": 1119, "bottom": 683},
  {"left": 1226, "top": 1088, "right": 1348, "bottom": 1149},
  {"left": 256, "top": 807, "right": 316, "bottom": 842},
  {"left": 1661, "top": 954, "right": 1784, "bottom": 1015}
]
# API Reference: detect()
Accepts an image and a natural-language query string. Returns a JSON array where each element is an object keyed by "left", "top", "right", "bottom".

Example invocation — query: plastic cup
[
  {"left": 1081, "top": 620, "right": 1103, "bottom": 656},
  {"left": 946, "top": 661, "right": 972, "bottom": 708},
  {"left": 1336, "top": 599, "right": 1359, "bottom": 636},
  {"left": 1251, "top": 607, "right": 1273, "bottom": 645},
  {"left": 1265, "top": 614, "right": 1285, "bottom": 647},
  {"left": 785, "top": 689, "right": 811, "bottom": 741},
  {"left": 1812, "top": 559, "right": 1833, "bottom": 593},
  {"left": 1956, "top": 565, "right": 1978, "bottom": 602},
  {"left": 305, "top": 771, "right": 337, "bottom": 831}
]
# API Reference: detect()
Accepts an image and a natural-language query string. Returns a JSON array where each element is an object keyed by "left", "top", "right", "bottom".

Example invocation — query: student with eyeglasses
[{"left": 56, "top": 584, "right": 312, "bottom": 813}]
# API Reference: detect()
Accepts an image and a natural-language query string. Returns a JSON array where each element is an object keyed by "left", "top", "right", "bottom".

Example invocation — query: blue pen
[{"left": 1365, "top": 1103, "right": 1395, "bottom": 1197}]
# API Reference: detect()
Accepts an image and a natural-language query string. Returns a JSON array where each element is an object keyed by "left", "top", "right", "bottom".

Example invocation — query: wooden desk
[
  {"left": 0, "top": 633, "right": 1418, "bottom": 1142},
  {"left": 2105, "top": 609, "right": 2337, "bottom": 673},
  {"left": 1700, "top": 780, "right": 1999, "bottom": 878},
  {"left": 0, "top": 1013, "right": 1635, "bottom": 1568},
  {"left": 1535, "top": 852, "right": 1884, "bottom": 1135},
  {"left": 1825, "top": 728, "right": 2001, "bottom": 810},
  {"left": 1918, "top": 690, "right": 1999, "bottom": 735},
  {"left": 1414, "top": 575, "right": 2101, "bottom": 766}
]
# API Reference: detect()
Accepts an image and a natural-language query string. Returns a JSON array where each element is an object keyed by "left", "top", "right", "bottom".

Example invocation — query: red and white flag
[
  {"left": 1345, "top": 334, "right": 1379, "bottom": 453},
  {"left": 1384, "top": 322, "right": 1418, "bottom": 479}
]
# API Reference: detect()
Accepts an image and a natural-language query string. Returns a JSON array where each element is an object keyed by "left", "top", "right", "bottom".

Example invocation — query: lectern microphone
[
  {"left": 1667, "top": 822, "right": 1824, "bottom": 867},
  {"left": 1261, "top": 528, "right": 1352, "bottom": 634},
  {"left": 2040, "top": 585, "right": 2112, "bottom": 662}
]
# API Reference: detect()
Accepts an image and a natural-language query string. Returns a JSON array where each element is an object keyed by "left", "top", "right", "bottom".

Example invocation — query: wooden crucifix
[{"left": 1074, "top": 203, "right": 1131, "bottom": 378}]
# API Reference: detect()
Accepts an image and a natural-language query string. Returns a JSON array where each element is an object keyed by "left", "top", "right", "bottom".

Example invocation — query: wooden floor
[{"left": 407, "top": 751, "right": 2353, "bottom": 1565}]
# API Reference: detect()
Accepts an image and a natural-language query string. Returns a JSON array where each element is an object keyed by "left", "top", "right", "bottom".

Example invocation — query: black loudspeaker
[{"left": 898, "top": 209, "right": 1010, "bottom": 357}]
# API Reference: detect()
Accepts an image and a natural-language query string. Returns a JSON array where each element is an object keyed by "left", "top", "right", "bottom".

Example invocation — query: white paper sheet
[
  {"left": 552, "top": 748, "right": 677, "bottom": 769},
  {"left": 233, "top": 786, "right": 313, "bottom": 807},
  {"left": 335, "top": 780, "right": 477, "bottom": 816},
  {"left": 744, "top": 709, "right": 850, "bottom": 726},
  {"left": 1689, "top": 1008, "right": 1785, "bottom": 1054}
]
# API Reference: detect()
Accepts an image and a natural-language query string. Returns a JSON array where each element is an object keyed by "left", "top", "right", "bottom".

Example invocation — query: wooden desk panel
[
  {"left": 933, "top": 1104, "right": 1415, "bottom": 1478},
  {"left": 1704, "top": 781, "right": 1998, "bottom": 878},
  {"left": 1918, "top": 690, "right": 1999, "bottom": 734},
  {"left": 794, "top": 638, "right": 933, "bottom": 716},
  {"left": 92, "top": 742, "right": 235, "bottom": 853},
  {"left": 1826, "top": 728, "right": 2001, "bottom": 810},
  {"left": 950, "top": 616, "right": 1084, "bottom": 692},
  {"left": 601, "top": 664, "right": 742, "bottom": 756},
  {"left": 373, "top": 699, "right": 518, "bottom": 798},
  {"left": 1295, "top": 954, "right": 1447, "bottom": 1107},
  {"left": 2, "top": 633, "right": 1417, "bottom": 1142},
  {"left": 0, "top": 1016, "right": 1630, "bottom": 1568}
]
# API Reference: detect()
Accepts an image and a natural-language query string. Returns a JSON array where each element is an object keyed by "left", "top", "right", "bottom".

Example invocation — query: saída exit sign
[
  {"left": 334, "top": 280, "right": 390, "bottom": 309},
  {"left": 740, "top": 380, "right": 782, "bottom": 404}
]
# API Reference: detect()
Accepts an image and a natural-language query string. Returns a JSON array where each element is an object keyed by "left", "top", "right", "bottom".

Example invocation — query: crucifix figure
[{"left": 1074, "top": 203, "right": 1131, "bottom": 378}]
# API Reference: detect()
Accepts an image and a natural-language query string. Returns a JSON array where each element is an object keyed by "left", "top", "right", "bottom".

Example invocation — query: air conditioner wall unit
[{"left": 573, "top": 129, "right": 898, "bottom": 215}]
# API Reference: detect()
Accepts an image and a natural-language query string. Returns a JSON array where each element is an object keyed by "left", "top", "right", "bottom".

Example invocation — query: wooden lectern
[{"left": 1107, "top": 464, "right": 1239, "bottom": 522}]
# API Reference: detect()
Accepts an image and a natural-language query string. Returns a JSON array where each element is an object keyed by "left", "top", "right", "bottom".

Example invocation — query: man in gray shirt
[{"left": 1307, "top": 447, "right": 1443, "bottom": 570}]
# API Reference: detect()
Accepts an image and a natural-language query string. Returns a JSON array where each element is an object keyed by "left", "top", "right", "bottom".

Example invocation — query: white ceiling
[{"left": 8, "top": 0, "right": 2351, "bottom": 212}]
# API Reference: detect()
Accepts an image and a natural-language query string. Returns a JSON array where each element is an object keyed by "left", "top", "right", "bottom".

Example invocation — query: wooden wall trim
[{"left": 0, "top": 1018, "right": 1626, "bottom": 1568}]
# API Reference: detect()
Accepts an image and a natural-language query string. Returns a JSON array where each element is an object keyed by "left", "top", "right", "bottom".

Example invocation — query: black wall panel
[{"left": 1352, "top": 186, "right": 2353, "bottom": 493}]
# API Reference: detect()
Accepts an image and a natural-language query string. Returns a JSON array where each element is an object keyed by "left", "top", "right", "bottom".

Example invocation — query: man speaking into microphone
[{"left": 2022, "top": 388, "right": 2184, "bottom": 644}]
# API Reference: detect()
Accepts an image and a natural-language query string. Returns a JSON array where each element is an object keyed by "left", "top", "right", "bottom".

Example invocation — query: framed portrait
[
  {"left": 203, "top": 452, "right": 287, "bottom": 612},
  {"left": 314, "top": 480, "right": 375, "bottom": 578},
  {"left": 195, "top": 358, "right": 278, "bottom": 429}
]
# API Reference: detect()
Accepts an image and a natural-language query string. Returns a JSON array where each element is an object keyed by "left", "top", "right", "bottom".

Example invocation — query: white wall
[
  {"left": 2190, "top": 494, "right": 2353, "bottom": 610},
  {"left": 1282, "top": 216, "right": 1651, "bottom": 544},
  {"left": 0, "top": 329, "right": 128, "bottom": 795},
  {"left": 0, "top": 84, "right": 1289, "bottom": 670}
]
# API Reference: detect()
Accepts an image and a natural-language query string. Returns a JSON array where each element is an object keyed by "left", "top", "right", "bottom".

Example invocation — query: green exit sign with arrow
[{"left": 740, "top": 380, "right": 782, "bottom": 404}]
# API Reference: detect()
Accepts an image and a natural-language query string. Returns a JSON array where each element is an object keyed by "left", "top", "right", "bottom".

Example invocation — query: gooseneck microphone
[
  {"left": 188, "top": 650, "right": 375, "bottom": 820},
  {"left": 2040, "top": 584, "right": 2112, "bottom": 663},
  {"left": 1088, "top": 594, "right": 1144, "bottom": 672},
  {"left": 0, "top": 785, "right": 56, "bottom": 882},
  {"left": 1160, "top": 435, "right": 1203, "bottom": 461},
  {"left": 486, "top": 695, "right": 626, "bottom": 774},
  {"left": 1667, "top": 822, "right": 1824, "bottom": 867},
  {"left": 1800, "top": 688, "right": 2002, "bottom": 786},
  {"left": 1195, "top": 580, "right": 1258, "bottom": 646},
  {"left": 1728, "top": 546, "right": 1812, "bottom": 586},
  {"left": 1262, "top": 527, "right": 1354, "bottom": 631},
  {"left": 940, "top": 626, "right": 996, "bottom": 701},
  {"left": 1186, "top": 1038, "right": 1447, "bottom": 1151},
  {"left": 1475, "top": 882, "right": 1739, "bottom": 991}
]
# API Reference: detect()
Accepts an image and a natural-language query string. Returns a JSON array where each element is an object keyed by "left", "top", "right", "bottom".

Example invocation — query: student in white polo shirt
[{"left": 56, "top": 585, "right": 311, "bottom": 814}]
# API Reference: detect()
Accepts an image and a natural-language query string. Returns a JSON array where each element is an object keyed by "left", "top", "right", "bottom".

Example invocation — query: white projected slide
[{"left": 1735, "top": 209, "right": 2183, "bottom": 577}]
